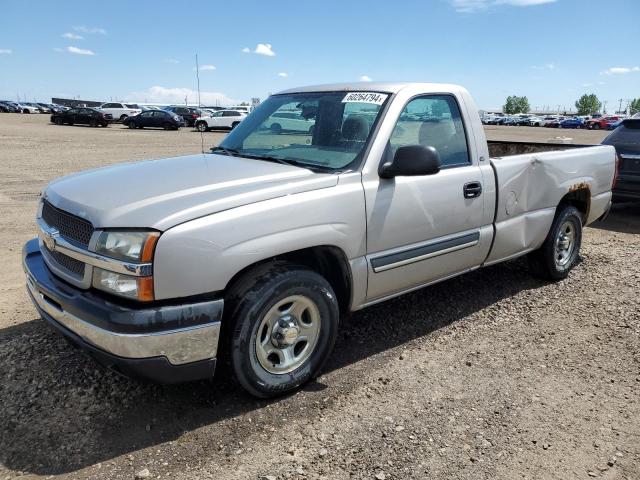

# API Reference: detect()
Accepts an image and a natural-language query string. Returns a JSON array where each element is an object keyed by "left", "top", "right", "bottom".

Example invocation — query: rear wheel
[
  {"left": 89, "top": 118, "right": 98, "bottom": 127},
  {"left": 163, "top": 122, "right": 174, "bottom": 130},
  {"left": 127, "top": 121, "right": 136, "bottom": 129},
  {"left": 528, "top": 205, "right": 582, "bottom": 281},
  {"left": 196, "top": 121, "right": 208, "bottom": 132},
  {"left": 231, "top": 121, "right": 240, "bottom": 129},
  {"left": 54, "top": 117, "right": 63, "bottom": 125},
  {"left": 226, "top": 263, "right": 339, "bottom": 398},
  {"left": 592, "top": 123, "right": 600, "bottom": 130},
  {"left": 119, "top": 114, "right": 128, "bottom": 122}
]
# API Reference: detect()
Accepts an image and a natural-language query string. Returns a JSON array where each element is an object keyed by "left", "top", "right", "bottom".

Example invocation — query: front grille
[
  {"left": 44, "top": 246, "right": 85, "bottom": 278},
  {"left": 42, "top": 200, "right": 94, "bottom": 247}
]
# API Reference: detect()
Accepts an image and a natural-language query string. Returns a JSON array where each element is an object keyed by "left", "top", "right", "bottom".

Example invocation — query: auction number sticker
[{"left": 342, "top": 92, "right": 388, "bottom": 105}]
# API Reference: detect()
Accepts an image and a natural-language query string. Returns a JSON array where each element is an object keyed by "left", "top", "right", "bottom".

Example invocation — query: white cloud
[
  {"left": 126, "top": 86, "right": 239, "bottom": 106},
  {"left": 73, "top": 25, "right": 106, "bottom": 35},
  {"left": 197, "top": 64, "right": 216, "bottom": 71},
  {"left": 62, "top": 32, "right": 83, "bottom": 40},
  {"left": 277, "top": 72, "right": 288, "bottom": 77},
  {"left": 66, "top": 46, "right": 95, "bottom": 56},
  {"left": 601, "top": 66, "right": 640, "bottom": 75},
  {"left": 165, "top": 58, "right": 179, "bottom": 64},
  {"left": 241, "top": 47, "right": 251, "bottom": 53},
  {"left": 0, "top": 49, "right": 12, "bottom": 55},
  {"left": 531, "top": 63, "right": 555, "bottom": 71},
  {"left": 254, "top": 43, "right": 276, "bottom": 56},
  {"left": 451, "top": 0, "right": 556, "bottom": 13},
  {"left": 360, "top": 75, "right": 372, "bottom": 82}
]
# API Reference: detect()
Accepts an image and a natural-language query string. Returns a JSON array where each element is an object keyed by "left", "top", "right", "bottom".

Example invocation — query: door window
[{"left": 390, "top": 95, "right": 470, "bottom": 167}]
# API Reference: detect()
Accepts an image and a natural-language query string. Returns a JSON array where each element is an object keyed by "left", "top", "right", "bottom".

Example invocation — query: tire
[
  {"left": 54, "top": 117, "right": 63, "bottom": 125},
  {"left": 89, "top": 119, "right": 98, "bottom": 127},
  {"left": 592, "top": 123, "right": 600, "bottom": 130},
  {"left": 226, "top": 263, "right": 339, "bottom": 398},
  {"left": 119, "top": 114, "right": 128, "bottom": 122},
  {"left": 23, "top": 109, "right": 30, "bottom": 114},
  {"left": 270, "top": 123, "right": 282, "bottom": 134},
  {"left": 231, "top": 122, "right": 240, "bottom": 129},
  {"left": 528, "top": 205, "right": 582, "bottom": 281},
  {"left": 163, "top": 122, "right": 174, "bottom": 130},
  {"left": 196, "top": 122, "right": 208, "bottom": 132},
  {"left": 127, "top": 121, "right": 136, "bottom": 129}
]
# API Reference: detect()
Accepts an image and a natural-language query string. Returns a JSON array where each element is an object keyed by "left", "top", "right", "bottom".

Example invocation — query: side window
[
  {"left": 223, "top": 111, "right": 238, "bottom": 117},
  {"left": 68, "top": 109, "right": 79, "bottom": 114},
  {"left": 141, "top": 111, "right": 153, "bottom": 118},
  {"left": 152, "top": 111, "right": 165, "bottom": 118},
  {"left": 390, "top": 95, "right": 470, "bottom": 167}
]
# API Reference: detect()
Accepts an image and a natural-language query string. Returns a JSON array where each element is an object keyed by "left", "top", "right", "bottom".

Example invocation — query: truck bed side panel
[{"left": 484, "top": 145, "right": 615, "bottom": 265}]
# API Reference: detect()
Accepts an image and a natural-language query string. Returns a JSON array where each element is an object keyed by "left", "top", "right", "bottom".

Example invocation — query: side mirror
[{"left": 379, "top": 145, "right": 441, "bottom": 179}]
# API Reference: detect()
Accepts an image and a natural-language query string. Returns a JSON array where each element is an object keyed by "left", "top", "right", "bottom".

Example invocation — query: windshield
[{"left": 215, "top": 91, "right": 389, "bottom": 172}]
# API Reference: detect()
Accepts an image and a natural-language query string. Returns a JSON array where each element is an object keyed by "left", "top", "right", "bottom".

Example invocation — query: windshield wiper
[{"left": 210, "top": 146, "right": 240, "bottom": 157}]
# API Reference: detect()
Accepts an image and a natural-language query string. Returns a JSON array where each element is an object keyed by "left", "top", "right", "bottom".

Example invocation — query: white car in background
[
  {"left": 228, "top": 105, "right": 251, "bottom": 114},
  {"left": 262, "top": 111, "right": 316, "bottom": 134},
  {"left": 195, "top": 110, "right": 246, "bottom": 132},
  {"left": 98, "top": 102, "right": 142, "bottom": 122},
  {"left": 17, "top": 103, "right": 41, "bottom": 114}
]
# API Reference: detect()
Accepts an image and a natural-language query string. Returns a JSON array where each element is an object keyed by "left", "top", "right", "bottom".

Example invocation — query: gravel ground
[{"left": 0, "top": 115, "right": 637, "bottom": 480}]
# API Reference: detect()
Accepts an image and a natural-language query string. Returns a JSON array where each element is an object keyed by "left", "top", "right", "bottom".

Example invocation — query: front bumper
[{"left": 22, "top": 238, "right": 223, "bottom": 383}]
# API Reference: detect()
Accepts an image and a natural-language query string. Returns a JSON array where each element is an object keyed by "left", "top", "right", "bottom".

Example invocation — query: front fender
[{"left": 152, "top": 174, "right": 366, "bottom": 300}]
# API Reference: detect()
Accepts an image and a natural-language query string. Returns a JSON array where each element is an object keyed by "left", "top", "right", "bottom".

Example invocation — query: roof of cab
[{"left": 277, "top": 82, "right": 465, "bottom": 96}]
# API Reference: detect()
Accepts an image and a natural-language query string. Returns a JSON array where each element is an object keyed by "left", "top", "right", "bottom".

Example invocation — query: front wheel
[
  {"left": 528, "top": 205, "right": 582, "bottom": 281},
  {"left": 127, "top": 121, "right": 136, "bottom": 129},
  {"left": 226, "top": 263, "right": 339, "bottom": 398},
  {"left": 119, "top": 114, "right": 128, "bottom": 122},
  {"left": 89, "top": 119, "right": 98, "bottom": 127},
  {"left": 592, "top": 123, "right": 600, "bottom": 130},
  {"left": 196, "top": 122, "right": 208, "bottom": 132},
  {"left": 54, "top": 117, "right": 63, "bottom": 125}
]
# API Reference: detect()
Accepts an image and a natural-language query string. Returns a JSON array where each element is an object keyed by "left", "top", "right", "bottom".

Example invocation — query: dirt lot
[{"left": 0, "top": 114, "right": 638, "bottom": 480}]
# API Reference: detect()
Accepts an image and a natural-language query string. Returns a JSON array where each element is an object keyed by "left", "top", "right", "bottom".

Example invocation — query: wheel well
[
  {"left": 558, "top": 187, "right": 590, "bottom": 224},
  {"left": 225, "top": 246, "right": 353, "bottom": 313}
]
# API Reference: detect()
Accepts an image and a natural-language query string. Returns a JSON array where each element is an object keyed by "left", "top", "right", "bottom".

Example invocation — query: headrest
[{"left": 342, "top": 116, "right": 369, "bottom": 141}]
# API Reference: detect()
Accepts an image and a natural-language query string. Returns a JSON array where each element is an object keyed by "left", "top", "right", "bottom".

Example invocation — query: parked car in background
[
  {"left": 16, "top": 103, "right": 40, "bottom": 114},
  {"left": 35, "top": 103, "right": 52, "bottom": 113},
  {"left": 607, "top": 119, "right": 623, "bottom": 130},
  {"left": 98, "top": 102, "right": 142, "bottom": 122},
  {"left": 228, "top": 105, "right": 251, "bottom": 114},
  {"left": 0, "top": 101, "right": 20, "bottom": 113},
  {"left": 261, "top": 111, "right": 317, "bottom": 133},
  {"left": 544, "top": 117, "right": 565, "bottom": 128},
  {"left": 163, "top": 106, "right": 203, "bottom": 127},
  {"left": 602, "top": 119, "right": 640, "bottom": 202},
  {"left": 195, "top": 110, "right": 246, "bottom": 132},
  {"left": 51, "top": 107, "right": 113, "bottom": 127},
  {"left": 560, "top": 117, "right": 584, "bottom": 129},
  {"left": 524, "top": 116, "right": 543, "bottom": 126},
  {"left": 587, "top": 116, "right": 622, "bottom": 130},
  {"left": 123, "top": 110, "right": 183, "bottom": 130}
]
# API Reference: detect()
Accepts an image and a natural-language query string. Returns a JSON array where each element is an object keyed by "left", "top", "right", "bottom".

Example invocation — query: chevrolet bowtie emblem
[{"left": 42, "top": 226, "right": 60, "bottom": 252}]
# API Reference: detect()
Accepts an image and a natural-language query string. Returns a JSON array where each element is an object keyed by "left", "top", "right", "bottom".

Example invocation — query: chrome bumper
[{"left": 23, "top": 238, "right": 223, "bottom": 367}]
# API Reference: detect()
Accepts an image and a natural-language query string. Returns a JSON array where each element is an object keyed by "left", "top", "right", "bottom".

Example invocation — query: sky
[{"left": 1, "top": 0, "right": 639, "bottom": 111}]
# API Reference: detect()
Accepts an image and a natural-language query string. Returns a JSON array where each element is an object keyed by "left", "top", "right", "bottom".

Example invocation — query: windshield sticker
[{"left": 342, "top": 92, "right": 388, "bottom": 105}]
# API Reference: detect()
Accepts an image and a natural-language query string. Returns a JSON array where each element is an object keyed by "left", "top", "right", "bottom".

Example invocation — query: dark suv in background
[
  {"left": 163, "top": 106, "right": 203, "bottom": 127},
  {"left": 602, "top": 119, "right": 640, "bottom": 202},
  {"left": 51, "top": 107, "right": 113, "bottom": 127}
]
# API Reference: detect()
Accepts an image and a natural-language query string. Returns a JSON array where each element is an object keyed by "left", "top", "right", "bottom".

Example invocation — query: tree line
[{"left": 502, "top": 94, "right": 640, "bottom": 115}]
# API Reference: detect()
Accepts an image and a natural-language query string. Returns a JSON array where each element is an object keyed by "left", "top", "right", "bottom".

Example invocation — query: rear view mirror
[{"left": 379, "top": 145, "right": 441, "bottom": 179}]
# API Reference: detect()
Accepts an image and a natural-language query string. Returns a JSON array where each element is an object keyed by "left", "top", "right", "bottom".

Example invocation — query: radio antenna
[{"left": 195, "top": 53, "right": 204, "bottom": 154}]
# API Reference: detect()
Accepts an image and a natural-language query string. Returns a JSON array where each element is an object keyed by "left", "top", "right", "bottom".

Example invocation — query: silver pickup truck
[{"left": 23, "top": 82, "right": 616, "bottom": 397}]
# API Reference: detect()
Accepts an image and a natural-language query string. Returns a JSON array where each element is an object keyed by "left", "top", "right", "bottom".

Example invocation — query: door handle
[{"left": 463, "top": 182, "right": 482, "bottom": 199}]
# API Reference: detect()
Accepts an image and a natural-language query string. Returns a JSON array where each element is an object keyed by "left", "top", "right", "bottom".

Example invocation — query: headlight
[
  {"left": 95, "top": 231, "right": 159, "bottom": 262},
  {"left": 92, "top": 231, "right": 159, "bottom": 301}
]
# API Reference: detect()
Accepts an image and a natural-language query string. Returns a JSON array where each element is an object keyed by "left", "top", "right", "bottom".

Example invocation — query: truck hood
[{"left": 44, "top": 153, "right": 338, "bottom": 231}]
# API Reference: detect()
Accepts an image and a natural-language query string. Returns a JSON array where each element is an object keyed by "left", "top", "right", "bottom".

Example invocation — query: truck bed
[
  {"left": 484, "top": 143, "right": 615, "bottom": 266},
  {"left": 488, "top": 140, "right": 593, "bottom": 158}
]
